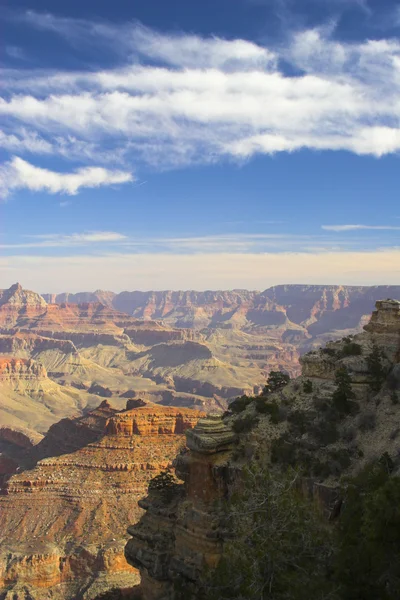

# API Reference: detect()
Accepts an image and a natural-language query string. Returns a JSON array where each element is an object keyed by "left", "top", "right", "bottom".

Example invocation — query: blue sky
[{"left": 1, "top": 0, "right": 400, "bottom": 292}]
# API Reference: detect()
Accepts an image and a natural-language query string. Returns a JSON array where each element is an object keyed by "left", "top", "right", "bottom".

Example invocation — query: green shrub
[
  {"left": 263, "top": 370, "right": 290, "bottom": 394},
  {"left": 391, "top": 391, "right": 399, "bottom": 405},
  {"left": 387, "top": 367, "right": 400, "bottom": 391},
  {"left": 309, "top": 419, "right": 339, "bottom": 446},
  {"left": 322, "top": 347, "right": 337, "bottom": 357},
  {"left": 197, "top": 467, "right": 336, "bottom": 600},
  {"left": 303, "top": 379, "right": 313, "bottom": 393},
  {"left": 255, "top": 398, "right": 283, "bottom": 423},
  {"left": 328, "top": 448, "right": 352, "bottom": 470},
  {"left": 148, "top": 469, "right": 181, "bottom": 501},
  {"left": 287, "top": 410, "right": 308, "bottom": 435},
  {"left": 271, "top": 434, "right": 297, "bottom": 466},
  {"left": 341, "top": 425, "right": 356, "bottom": 443},
  {"left": 334, "top": 458, "right": 400, "bottom": 599},
  {"left": 229, "top": 395, "right": 253, "bottom": 413},
  {"left": 357, "top": 411, "right": 377, "bottom": 432},
  {"left": 341, "top": 342, "right": 362, "bottom": 357},
  {"left": 232, "top": 414, "right": 259, "bottom": 433}
]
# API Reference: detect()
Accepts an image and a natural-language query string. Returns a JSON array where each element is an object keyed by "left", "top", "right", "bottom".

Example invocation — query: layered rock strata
[
  {"left": 0, "top": 402, "right": 204, "bottom": 600},
  {"left": 125, "top": 414, "right": 235, "bottom": 600}
]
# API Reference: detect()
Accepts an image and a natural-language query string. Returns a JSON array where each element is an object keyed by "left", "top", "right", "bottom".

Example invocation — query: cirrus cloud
[
  {"left": 2, "top": 13, "right": 400, "bottom": 172},
  {"left": 0, "top": 156, "right": 133, "bottom": 198}
]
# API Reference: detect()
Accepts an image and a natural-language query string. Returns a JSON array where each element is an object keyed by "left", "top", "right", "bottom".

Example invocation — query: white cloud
[
  {"left": 16, "top": 13, "right": 276, "bottom": 70},
  {"left": 0, "top": 156, "right": 133, "bottom": 198},
  {"left": 2, "top": 231, "right": 381, "bottom": 253},
  {"left": 2, "top": 16, "right": 400, "bottom": 167},
  {"left": 1, "top": 249, "right": 399, "bottom": 292},
  {"left": 0, "top": 129, "right": 53, "bottom": 154},
  {"left": 322, "top": 224, "right": 400, "bottom": 231}
]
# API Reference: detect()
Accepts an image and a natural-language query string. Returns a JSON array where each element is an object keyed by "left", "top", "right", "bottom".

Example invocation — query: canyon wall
[
  {"left": 124, "top": 298, "right": 400, "bottom": 599},
  {"left": 0, "top": 402, "right": 204, "bottom": 600}
]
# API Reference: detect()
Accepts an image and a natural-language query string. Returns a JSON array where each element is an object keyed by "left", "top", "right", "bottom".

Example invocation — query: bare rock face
[
  {"left": 0, "top": 426, "right": 43, "bottom": 450},
  {"left": 125, "top": 414, "right": 235, "bottom": 600},
  {"left": 0, "top": 283, "right": 47, "bottom": 327},
  {"left": 0, "top": 357, "right": 47, "bottom": 380},
  {"left": 0, "top": 402, "right": 204, "bottom": 600}
]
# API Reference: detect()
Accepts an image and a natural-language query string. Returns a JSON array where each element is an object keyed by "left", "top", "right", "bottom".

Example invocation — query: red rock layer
[
  {"left": 0, "top": 357, "right": 47, "bottom": 380},
  {"left": 0, "top": 402, "right": 204, "bottom": 599}
]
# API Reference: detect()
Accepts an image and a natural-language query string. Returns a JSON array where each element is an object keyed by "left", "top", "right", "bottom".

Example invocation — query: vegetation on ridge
[{"left": 178, "top": 457, "right": 400, "bottom": 600}]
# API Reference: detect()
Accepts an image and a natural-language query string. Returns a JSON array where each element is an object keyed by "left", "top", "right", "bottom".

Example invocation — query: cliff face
[
  {"left": 0, "top": 357, "right": 47, "bottom": 380},
  {"left": 0, "top": 402, "right": 204, "bottom": 600},
  {"left": 125, "top": 414, "right": 235, "bottom": 600},
  {"left": 125, "top": 299, "right": 400, "bottom": 599},
  {"left": 43, "top": 285, "right": 400, "bottom": 334},
  {"left": 0, "top": 283, "right": 47, "bottom": 327}
]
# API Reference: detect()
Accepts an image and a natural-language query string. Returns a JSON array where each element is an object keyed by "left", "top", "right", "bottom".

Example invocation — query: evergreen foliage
[
  {"left": 148, "top": 469, "right": 181, "bottom": 501},
  {"left": 340, "top": 342, "right": 362, "bottom": 357},
  {"left": 255, "top": 398, "right": 283, "bottom": 423},
  {"left": 263, "top": 371, "right": 290, "bottom": 395},
  {"left": 335, "top": 458, "right": 400, "bottom": 600},
  {"left": 302, "top": 379, "right": 313, "bottom": 393},
  {"left": 332, "top": 367, "right": 358, "bottom": 415},
  {"left": 180, "top": 457, "right": 400, "bottom": 600},
  {"left": 232, "top": 413, "right": 259, "bottom": 433},
  {"left": 367, "top": 343, "right": 386, "bottom": 392},
  {"left": 229, "top": 394, "right": 254, "bottom": 413},
  {"left": 196, "top": 467, "right": 336, "bottom": 600}
]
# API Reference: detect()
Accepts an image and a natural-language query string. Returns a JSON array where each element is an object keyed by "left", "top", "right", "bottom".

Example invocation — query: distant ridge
[{"left": 42, "top": 285, "right": 400, "bottom": 330}]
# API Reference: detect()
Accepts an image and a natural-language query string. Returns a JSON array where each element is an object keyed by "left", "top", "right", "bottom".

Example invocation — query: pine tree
[
  {"left": 263, "top": 371, "right": 290, "bottom": 394},
  {"left": 332, "top": 367, "right": 356, "bottom": 415},
  {"left": 366, "top": 343, "right": 386, "bottom": 393}
]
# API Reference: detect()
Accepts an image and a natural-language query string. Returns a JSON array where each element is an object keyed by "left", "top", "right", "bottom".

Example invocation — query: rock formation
[
  {"left": 43, "top": 285, "right": 400, "bottom": 335},
  {"left": 3, "top": 283, "right": 400, "bottom": 436},
  {"left": 0, "top": 283, "right": 47, "bottom": 327},
  {"left": 125, "top": 414, "right": 235, "bottom": 600},
  {"left": 0, "top": 402, "right": 204, "bottom": 600},
  {"left": 124, "top": 298, "right": 400, "bottom": 599},
  {"left": 0, "top": 356, "right": 47, "bottom": 380}
]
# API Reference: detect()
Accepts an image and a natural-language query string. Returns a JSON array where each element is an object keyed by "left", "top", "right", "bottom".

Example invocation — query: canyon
[
  {"left": 0, "top": 401, "right": 204, "bottom": 599},
  {"left": 2, "top": 283, "right": 400, "bottom": 598},
  {"left": 1, "top": 282, "right": 400, "bottom": 440},
  {"left": 125, "top": 298, "right": 400, "bottom": 599}
]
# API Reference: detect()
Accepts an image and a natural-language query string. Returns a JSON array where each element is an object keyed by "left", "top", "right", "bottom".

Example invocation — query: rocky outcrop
[
  {"left": 0, "top": 402, "right": 204, "bottom": 600},
  {"left": 44, "top": 285, "right": 400, "bottom": 334},
  {"left": 124, "top": 299, "right": 400, "bottom": 599},
  {"left": 0, "top": 357, "right": 47, "bottom": 380},
  {"left": 0, "top": 426, "right": 43, "bottom": 449},
  {"left": 125, "top": 414, "right": 235, "bottom": 599},
  {"left": 43, "top": 290, "right": 116, "bottom": 307},
  {"left": 0, "top": 331, "right": 77, "bottom": 355},
  {"left": 0, "top": 283, "right": 47, "bottom": 327},
  {"left": 125, "top": 327, "right": 196, "bottom": 346}
]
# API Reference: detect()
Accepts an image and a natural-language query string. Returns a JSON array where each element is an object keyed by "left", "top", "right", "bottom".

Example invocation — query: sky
[{"left": 1, "top": 0, "right": 400, "bottom": 292}]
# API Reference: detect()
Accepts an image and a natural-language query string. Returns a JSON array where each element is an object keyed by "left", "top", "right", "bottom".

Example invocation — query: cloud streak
[
  {"left": 0, "top": 156, "right": 133, "bottom": 197},
  {"left": 322, "top": 224, "right": 400, "bottom": 231},
  {"left": 0, "top": 231, "right": 128, "bottom": 248},
  {"left": 2, "top": 15, "right": 400, "bottom": 171}
]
